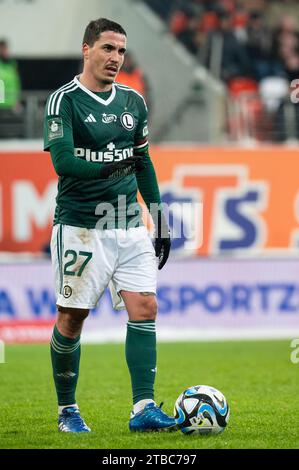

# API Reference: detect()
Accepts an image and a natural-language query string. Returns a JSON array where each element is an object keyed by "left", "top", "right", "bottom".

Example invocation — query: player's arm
[
  {"left": 134, "top": 101, "right": 171, "bottom": 270},
  {"left": 43, "top": 95, "right": 142, "bottom": 180},
  {"left": 49, "top": 142, "right": 142, "bottom": 180},
  {"left": 135, "top": 143, "right": 171, "bottom": 270}
]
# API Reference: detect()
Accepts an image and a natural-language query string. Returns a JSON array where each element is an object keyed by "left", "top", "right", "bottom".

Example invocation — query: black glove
[
  {"left": 99, "top": 156, "right": 145, "bottom": 179},
  {"left": 152, "top": 210, "right": 171, "bottom": 270}
]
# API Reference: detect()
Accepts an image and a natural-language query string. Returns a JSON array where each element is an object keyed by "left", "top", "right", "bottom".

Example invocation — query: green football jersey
[{"left": 44, "top": 76, "right": 149, "bottom": 229}]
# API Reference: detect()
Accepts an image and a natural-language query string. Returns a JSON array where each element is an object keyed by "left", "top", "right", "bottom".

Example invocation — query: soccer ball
[{"left": 174, "top": 385, "right": 229, "bottom": 435}]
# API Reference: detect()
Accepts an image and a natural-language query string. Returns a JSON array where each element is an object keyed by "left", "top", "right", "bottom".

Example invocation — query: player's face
[{"left": 84, "top": 31, "right": 127, "bottom": 85}]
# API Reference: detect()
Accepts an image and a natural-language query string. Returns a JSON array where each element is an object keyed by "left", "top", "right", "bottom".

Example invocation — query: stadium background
[
  {"left": 0, "top": 0, "right": 299, "bottom": 450},
  {"left": 1, "top": 0, "right": 298, "bottom": 343}
]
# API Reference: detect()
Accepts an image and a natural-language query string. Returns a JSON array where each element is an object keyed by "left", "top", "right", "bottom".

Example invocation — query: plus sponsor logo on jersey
[
  {"left": 102, "top": 113, "right": 117, "bottom": 124},
  {"left": 74, "top": 142, "right": 134, "bottom": 163}
]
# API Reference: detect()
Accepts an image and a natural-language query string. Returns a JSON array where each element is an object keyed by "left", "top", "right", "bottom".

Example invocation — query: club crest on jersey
[
  {"left": 48, "top": 117, "right": 63, "bottom": 140},
  {"left": 63, "top": 285, "right": 72, "bottom": 298},
  {"left": 120, "top": 112, "right": 135, "bottom": 130},
  {"left": 102, "top": 113, "right": 117, "bottom": 124}
]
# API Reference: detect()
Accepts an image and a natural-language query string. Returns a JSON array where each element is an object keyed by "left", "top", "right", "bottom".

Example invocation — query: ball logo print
[
  {"left": 120, "top": 112, "right": 135, "bottom": 130},
  {"left": 174, "top": 385, "right": 229, "bottom": 435}
]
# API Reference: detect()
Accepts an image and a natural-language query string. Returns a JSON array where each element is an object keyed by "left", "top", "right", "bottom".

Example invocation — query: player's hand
[
  {"left": 99, "top": 156, "right": 145, "bottom": 179},
  {"left": 133, "top": 155, "right": 147, "bottom": 173},
  {"left": 152, "top": 210, "right": 171, "bottom": 270},
  {"left": 154, "top": 233, "right": 171, "bottom": 270}
]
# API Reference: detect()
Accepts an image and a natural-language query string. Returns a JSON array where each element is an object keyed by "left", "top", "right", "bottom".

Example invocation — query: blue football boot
[
  {"left": 129, "top": 402, "right": 178, "bottom": 432},
  {"left": 58, "top": 406, "right": 91, "bottom": 433}
]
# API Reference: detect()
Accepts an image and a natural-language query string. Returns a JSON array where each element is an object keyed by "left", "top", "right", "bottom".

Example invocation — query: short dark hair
[{"left": 83, "top": 18, "right": 127, "bottom": 46}]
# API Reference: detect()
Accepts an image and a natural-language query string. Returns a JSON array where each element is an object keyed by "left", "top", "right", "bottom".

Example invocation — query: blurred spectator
[
  {"left": 246, "top": 11, "right": 282, "bottom": 81},
  {"left": 117, "top": 51, "right": 151, "bottom": 111},
  {"left": 201, "top": 11, "right": 252, "bottom": 82},
  {"left": 176, "top": 17, "right": 203, "bottom": 56},
  {"left": 0, "top": 39, "right": 24, "bottom": 138},
  {"left": 259, "top": 77, "right": 289, "bottom": 113},
  {"left": 0, "top": 39, "right": 21, "bottom": 110},
  {"left": 145, "top": 0, "right": 299, "bottom": 142},
  {"left": 272, "top": 15, "right": 299, "bottom": 82},
  {"left": 147, "top": 0, "right": 299, "bottom": 83},
  {"left": 233, "top": 9, "right": 248, "bottom": 44},
  {"left": 168, "top": 1, "right": 205, "bottom": 55},
  {"left": 144, "top": 0, "right": 174, "bottom": 21}
]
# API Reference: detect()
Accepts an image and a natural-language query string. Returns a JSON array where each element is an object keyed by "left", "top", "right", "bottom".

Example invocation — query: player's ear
[{"left": 82, "top": 43, "right": 90, "bottom": 60}]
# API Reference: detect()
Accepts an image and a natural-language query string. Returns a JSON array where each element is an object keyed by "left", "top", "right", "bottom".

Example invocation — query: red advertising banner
[
  {"left": 0, "top": 146, "right": 298, "bottom": 255},
  {"left": 0, "top": 150, "right": 56, "bottom": 252}
]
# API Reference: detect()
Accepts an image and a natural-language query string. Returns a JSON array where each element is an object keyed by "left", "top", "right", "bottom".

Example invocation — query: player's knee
[
  {"left": 57, "top": 306, "right": 89, "bottom": 336},
  {"left": 57, "top": 305, "right": 90, "bottom": 321},
  {"left": 139, "top": 294, "right": 157, "bottom": 321}
]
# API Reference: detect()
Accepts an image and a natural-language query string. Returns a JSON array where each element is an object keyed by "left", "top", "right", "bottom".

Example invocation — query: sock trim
[
  {"left": 133, "top": 399, "right": 155, "bottom": 415},
  {"left": 58, "top": 403, "right": 78, "bottom": 415},
  {"left": 128, "top": 321, "right": 155, "bottom": 327},
  {"left": 51, "top": 336, "right": 80, "bottom": 354},
  {"left": 127, "top": 321, "right": 156, "bottom": 333},
  {"left": 127, "top": 325, "right": 155, "bottom": 334},
  {"left": 128, "top": 320, "right": 155, "bottom": 324},
  {"left": 51, "top": 326, "right": 80, "bottom": 354}
]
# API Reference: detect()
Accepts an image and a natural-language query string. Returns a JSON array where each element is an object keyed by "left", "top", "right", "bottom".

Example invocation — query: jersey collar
[{"left": 74, "top": 75, "right": 116, "bottom": 106}]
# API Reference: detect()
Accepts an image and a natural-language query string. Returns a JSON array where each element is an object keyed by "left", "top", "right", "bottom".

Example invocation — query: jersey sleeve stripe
[
  {"left": 47, "top": 80, "right": 74, "bottom": 116},
  {"left": 134, "top": 140, "right": 148, "bottom": 150},
  {"left": 47, "top": 80, "right": 75, "bottom": 116},
  {"left": 54, "top": 84, "right": 78, "bottom": 115},
  {"left": 51, "top": 84, "right": 78, "bottom": 116}
]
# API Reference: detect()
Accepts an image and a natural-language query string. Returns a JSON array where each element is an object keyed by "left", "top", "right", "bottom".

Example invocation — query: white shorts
[{"left": 50, "top": 224, "right": 157, "bottom": 310}]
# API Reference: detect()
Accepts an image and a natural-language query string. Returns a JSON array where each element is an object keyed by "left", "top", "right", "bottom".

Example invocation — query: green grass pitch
[{"left": 0, "top": 340, "right": 298, "bottom": 449}]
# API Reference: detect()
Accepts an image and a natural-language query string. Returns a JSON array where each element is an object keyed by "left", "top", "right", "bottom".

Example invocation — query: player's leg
[
  {"left": 122, "top": 291, "right": 157, "bottom": 408},
  {"left": 111, "top": 226, "right": 176, "bottom": 431},
  {"left": 121, "top": 290, "right": 176, "bottom": 432},
  {"left": 51, "top": 306, "right": 88, "bottom": 409},
  {"left": 50, "top": 224, "right": 113, "bottom": 432},
  {"left": 51, "top": 306, "right": 91, "bottom": 432}
]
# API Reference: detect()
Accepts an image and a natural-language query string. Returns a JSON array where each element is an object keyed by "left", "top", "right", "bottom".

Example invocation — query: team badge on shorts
[
  {"left": 63, "top": 285, "right": 72, "bottom": 298},
  {"left": 120, "top": 112, "right": 135, "bottom": 130},
  {"left": 48, "top": 117, "right": 63, "bottom": 140}
]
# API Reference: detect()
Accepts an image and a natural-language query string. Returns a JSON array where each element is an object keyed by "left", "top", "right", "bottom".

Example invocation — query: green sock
[
  {"left": 50, "top": 325, "right": 81, "bottom": 406},
  {"left": 125, "top": 320, "right": 157, "bottom": 405}
]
